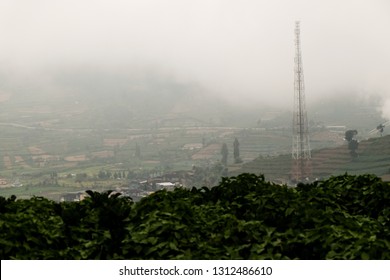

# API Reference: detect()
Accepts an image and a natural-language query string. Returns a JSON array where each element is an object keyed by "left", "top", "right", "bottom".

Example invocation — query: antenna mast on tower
[{"left": 292, "top": 21, "right": 311, "bottom": 182}]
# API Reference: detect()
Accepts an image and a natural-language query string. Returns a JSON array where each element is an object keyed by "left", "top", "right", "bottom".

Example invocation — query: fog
[{"left": 0, "top": 0, "right": 389, "bottom": 114}]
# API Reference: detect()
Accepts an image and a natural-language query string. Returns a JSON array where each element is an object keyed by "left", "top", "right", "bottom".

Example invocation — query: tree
[
  {"left": 135, "top": 143, "right": 141, "bottom": 159},
  {"left": 345, "top": 130, "right": 357, "bottom": 142},
  {"left": 377, "top": 124, "right": 385, "bottom": 136},
  {"left": 348, "top": 140, "right": 359, "bottom": 157},
  {"left": 98, "top": 170, "right": 107, "bottom": 179},
  {"left": 221, "top": 143, "right": 228, "bottom": 165},
  {"left": 345, "top": 130, "right": 359, "bottom": 157},
  {"left": 75, "top": 173, "right": 87, "bottom": 183},
  {"left": 233, "top": 138, "right": 242, "bottom": 163}
]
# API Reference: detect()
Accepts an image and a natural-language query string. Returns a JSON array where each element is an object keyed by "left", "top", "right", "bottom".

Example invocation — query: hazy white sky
[{"left": 0, "top": 0, "right": 389, "bottom": 111}]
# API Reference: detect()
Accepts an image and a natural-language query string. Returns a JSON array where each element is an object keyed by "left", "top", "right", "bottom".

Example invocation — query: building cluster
[{"left": 60, "top": 170, "right": 196, "bottom": 202}]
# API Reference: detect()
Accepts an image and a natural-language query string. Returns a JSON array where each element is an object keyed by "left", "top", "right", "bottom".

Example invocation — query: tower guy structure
[{"left": 291, "top": 21, "right": 311, "bottom": 182}]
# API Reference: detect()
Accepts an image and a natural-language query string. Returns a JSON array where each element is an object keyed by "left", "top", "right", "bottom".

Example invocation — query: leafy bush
[{"left": 0, "top": 173, "right": 389, "bottom": 259}]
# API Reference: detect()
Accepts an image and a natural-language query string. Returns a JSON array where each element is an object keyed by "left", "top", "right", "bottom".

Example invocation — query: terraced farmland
[{"left": 237, "top": 135, "right": 390, "bottom": 183}]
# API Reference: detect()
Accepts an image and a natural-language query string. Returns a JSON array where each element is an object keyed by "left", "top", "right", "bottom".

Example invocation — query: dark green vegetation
[{"left": 1, "top": 173, "right": 390, "bottom": 259}]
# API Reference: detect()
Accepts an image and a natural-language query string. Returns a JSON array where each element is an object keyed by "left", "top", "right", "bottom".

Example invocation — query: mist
[{"left": 0, "top": 0, "right": 389, "bottom": 112}]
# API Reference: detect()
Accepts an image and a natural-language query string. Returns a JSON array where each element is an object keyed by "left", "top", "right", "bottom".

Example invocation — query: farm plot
[
  {"left": 91, "top": 150, "right": 114, "bottom": 159},
  {"left": 14, "top": 156, "right": 29, "bottom": 168},
  {"left": 64, "top": 155, "right": 88, "bottom": 162},
  {"left": 28, "top": 146, "right": 46, "bottom": 155},
  {"left": 103, "top": 138, "right": 128, "bottom": 147},
  {"left": 191, "top": 144, "right": 221, "bottom": 160},
  {"left": 3, "top": 156, "right": 12, "bottom": 169}
]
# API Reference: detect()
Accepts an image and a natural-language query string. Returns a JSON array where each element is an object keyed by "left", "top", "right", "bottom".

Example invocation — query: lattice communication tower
[{"left": 291, "top": 21, "right": 311, "bottom": 182}]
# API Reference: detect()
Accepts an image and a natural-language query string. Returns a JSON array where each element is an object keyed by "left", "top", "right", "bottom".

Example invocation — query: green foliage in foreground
[{"left": 1, "top": 173, "right": 390, "bottom": 259}]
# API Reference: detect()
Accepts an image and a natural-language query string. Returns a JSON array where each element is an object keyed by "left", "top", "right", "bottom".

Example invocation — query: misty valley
[
  {"left": 0, "top": 81, "right": 388, "bottom": 202},
  {"left": 1, "top": 0, "right": 390, "bottom": 263}
]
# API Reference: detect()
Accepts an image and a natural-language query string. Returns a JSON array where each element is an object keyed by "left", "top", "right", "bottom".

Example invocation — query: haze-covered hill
[
  {"left": 0, "top": 63, "right": 386, "bottom": 131},
  {"left": 0, "top": 65, "right": 274, "bottom": 129}
]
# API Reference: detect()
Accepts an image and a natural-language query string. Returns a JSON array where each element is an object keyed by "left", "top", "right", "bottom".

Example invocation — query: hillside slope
[{"left": 235, "top": 135, "right": 390, "bottom": 182}]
